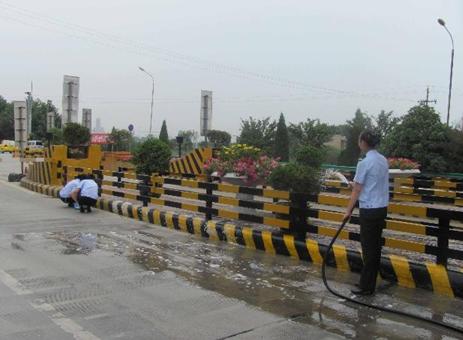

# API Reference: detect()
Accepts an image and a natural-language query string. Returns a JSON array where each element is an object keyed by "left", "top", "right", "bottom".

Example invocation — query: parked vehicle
[
  {"left": 0, "top": 140, "right": 17, "bottom": 153},
  {"left": 25, "top": 140, "right": 44, "bottom": 157}
]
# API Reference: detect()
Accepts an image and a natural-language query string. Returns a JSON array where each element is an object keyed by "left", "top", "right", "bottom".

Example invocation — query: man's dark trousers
[{"left": 359, "top": 207, "right": 387, "bottom": 291}]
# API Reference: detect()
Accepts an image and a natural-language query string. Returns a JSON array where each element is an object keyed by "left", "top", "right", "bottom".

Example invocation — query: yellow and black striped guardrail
[
  {"left": 325, "top": 169, "right": 463, "bottom": 190},
  {"left": 322, "top": 179, "right": 463, "bottom": 207},
  {"left": 62, "top": 165, "right": 463, "bottom": 267},
  {"left": 19, "top": 177, "right": 463, "bottom": 299},
  {"left": 26, "top": 161, "right": 52, "bottom": 185},
  {"left": 394, "top": 176, "right": 463, "bottom": 191}
]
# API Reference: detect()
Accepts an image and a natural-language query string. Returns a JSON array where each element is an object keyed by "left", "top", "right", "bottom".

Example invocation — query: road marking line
[
  {"left": 0, "top": 269, "right": 33, "bottom": 295},
  {"left": 0, "top": 269, "right": 101, "bottom": 340}
]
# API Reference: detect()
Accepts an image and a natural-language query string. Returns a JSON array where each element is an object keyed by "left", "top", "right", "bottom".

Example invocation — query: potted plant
[
  {"left": 203, "top": 144, "right": 279, "bottom": 187},
  {"left": 203, "top": 144, "right": 279, "bottom": 206},
  {"left": 388, "top": 157, "right": 420, "bottom": 178}
]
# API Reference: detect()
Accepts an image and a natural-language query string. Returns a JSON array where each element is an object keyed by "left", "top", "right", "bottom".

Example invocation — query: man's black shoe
[{"left": 351, "top": 288, "right": 374, "bottom": 296}]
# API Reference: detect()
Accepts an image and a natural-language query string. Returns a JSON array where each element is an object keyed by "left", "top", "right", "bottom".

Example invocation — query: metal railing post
[
  {"left": 117, "top": 167, "right": 123, "bottom": 188},
  {"left": 206, "top": 175, "right": 213, "bottom": 221},
  {"left": 437, "top": 216, "right": 450, "bottom": 266},
  {"left": 139, "top": 175, "right": 150, "bottom": 207},
  {"left": 289, "top": 192, "right": 309, "bottom": 240}
]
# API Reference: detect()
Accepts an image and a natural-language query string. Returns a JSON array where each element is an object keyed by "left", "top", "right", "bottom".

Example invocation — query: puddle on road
[{"left": 28, "top": 229, "right": 463, "bottom": 339}]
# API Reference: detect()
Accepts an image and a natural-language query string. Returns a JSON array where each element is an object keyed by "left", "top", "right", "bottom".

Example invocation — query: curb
[{"left": 21, "top": 178, "right": 463, "bottom": 299}]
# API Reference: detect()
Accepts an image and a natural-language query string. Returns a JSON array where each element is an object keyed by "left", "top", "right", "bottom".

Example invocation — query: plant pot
[
  {"left": 221, "top": 173, "right": 264, "bottom": 188},
  {"left": 389, "top": 169, "right": 420, "bottom": 178}
]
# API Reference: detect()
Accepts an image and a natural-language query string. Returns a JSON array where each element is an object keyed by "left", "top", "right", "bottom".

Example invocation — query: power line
[{"left": 0, "top": 0, "right": 418, "bottom": 103}]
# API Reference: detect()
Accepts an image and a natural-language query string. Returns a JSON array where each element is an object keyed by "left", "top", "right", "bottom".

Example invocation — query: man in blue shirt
[
  {"left": 59, "top": 174, "right": 85, "bottom": 207},
  {"left": 343, "top": 130, "right": 389, "bottom": 296},
  {"left": 71, "top": 174, "right": 99, "bottom": 213}
]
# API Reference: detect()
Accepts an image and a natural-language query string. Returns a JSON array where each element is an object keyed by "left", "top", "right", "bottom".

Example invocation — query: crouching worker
[
  {"left": 59, "top": 174, "right": 84, "bottom": 207},
  {"left": 71, "top": 175, "right": 99, "bottom": 213}
]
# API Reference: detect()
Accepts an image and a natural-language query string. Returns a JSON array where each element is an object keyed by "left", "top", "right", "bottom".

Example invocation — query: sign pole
[{"left": 18, "top": 106, "right": 25, "bottom": 174}]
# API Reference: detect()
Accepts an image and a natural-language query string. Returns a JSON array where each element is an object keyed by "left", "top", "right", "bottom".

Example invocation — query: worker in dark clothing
[{"left": 343, "top": 130, "right": 389, "bottom": 296}]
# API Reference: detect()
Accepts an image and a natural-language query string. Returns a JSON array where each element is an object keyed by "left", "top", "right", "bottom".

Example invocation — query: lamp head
[
  {"left": 437, "top": 18, "right": 446, "bottom": 26},
  {"left": 138, "top": 66, "right": 145, "bottom": 72}
]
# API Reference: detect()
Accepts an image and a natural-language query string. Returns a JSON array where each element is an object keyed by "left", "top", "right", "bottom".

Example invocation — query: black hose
[{"left": 321, "top": 219, "right": 463, "bottom": 335}]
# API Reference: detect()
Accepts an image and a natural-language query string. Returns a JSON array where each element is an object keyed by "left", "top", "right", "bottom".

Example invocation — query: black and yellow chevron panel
[
  {"left": 169, "top": 147, "right": 212, "bottom": 175},
  {"left": 17, "top": 177, "right": 463, "bottom": 299}
]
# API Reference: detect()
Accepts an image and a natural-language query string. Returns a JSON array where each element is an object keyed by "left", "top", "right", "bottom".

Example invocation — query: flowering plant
[
  {"left": 256, "top": 156, "right": 280, "bottom": 179},
  {"left": 203, "top": 144, "right": 279, "bottom": 184},
  {"left": 388, "top": 157, "right": 420, "bottom": 170},
  {"left": 203, "top": 157, "right": 228, "bottom": 176},
  {"left": 220, "top": 144, "right": 261, "bottom": 162}
]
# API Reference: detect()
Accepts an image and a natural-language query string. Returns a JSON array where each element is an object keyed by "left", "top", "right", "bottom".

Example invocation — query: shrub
[
  {"left": 295, "top": 145, "right": 324, "bottom": 169},
  {"left": 63, "top": 122, "right": 90, "bottom": 146},
  {"left": 132, "top": 137, "right": 171, "bottom": 175},
  {"left": 268, "top": 163, "right": 320, "bottom": 194}
]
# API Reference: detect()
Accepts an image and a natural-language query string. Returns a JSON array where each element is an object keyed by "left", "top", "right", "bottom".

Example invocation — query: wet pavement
[{"left": 1, "top": 154, "right": 463, "bottom": 339}]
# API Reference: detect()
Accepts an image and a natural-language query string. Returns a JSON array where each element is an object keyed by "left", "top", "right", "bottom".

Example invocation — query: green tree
[
  {"left": 445, "top": 129, "right": 463, "bottom": 173},
  {"left": 288, "top": 118, "right": 335, "bottom": 148},
  {"left": 109, "top": 127, "right": 133, "bottom": 151},
  {"left": 383, "top": 105, "right": 449, "bottom": 172},
  {"left": 206, "top": 130, "right": 231, "bottom": 148},
  {"left": 0, "top": 96, "right": 13, "bottom": 141},
  {"left": 159, "top": 120, "right": 169, "bottom": 144},
  {"left": 63, "top": 122, "right": 91, "bottom": 146},
  {"left": 30, "top": 99, "right": 60, "bottom": 140},
  {"left": 132, "top": 137, "right": 172, "bottom": 175},
  {"left": 338, "top": 109, "right": 373, "bottom": 165},
  {"left": 48, "top": 127, "right": 64, "bottom": 145},
  {"left": 374, "top": 110, "right": 399, "bottom": 140},
  {"left": 238, "top": 117, "right": 276, "bottom": 153},
  {"left": 273, "top": 113, "right": 289, "bottom": 161}
]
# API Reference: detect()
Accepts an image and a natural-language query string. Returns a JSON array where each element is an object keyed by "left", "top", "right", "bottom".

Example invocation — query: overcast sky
[{"left": 1, "top": 0, "right": 462, "bottom": 137}]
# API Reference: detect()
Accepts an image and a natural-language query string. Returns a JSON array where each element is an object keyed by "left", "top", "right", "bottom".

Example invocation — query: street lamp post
[
  {"left": 437, "top": 18, "right": 455, "bottom": 126},
  {"left": 138, "top": 66, "right": 155, "bottom": 135},
  {"left": 176, "top": 136, "right": 184, "bottom": 158}
]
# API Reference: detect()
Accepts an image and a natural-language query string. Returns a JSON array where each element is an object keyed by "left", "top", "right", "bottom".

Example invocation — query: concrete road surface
[{"left": 1, "top": 153, "right": 463, "bottom": 339}]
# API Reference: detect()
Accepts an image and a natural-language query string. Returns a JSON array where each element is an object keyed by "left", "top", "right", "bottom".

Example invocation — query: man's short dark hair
[{"left": 359, "top": 130, "right": 380, "bottom": 148}]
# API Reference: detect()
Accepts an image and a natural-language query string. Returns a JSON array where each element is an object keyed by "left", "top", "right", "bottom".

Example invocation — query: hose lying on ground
[{"left": 321, "top": 219, "right": 463, "bottom": 335}]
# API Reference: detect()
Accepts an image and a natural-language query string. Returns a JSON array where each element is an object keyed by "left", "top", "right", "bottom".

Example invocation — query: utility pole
[
  {"left": 25, "top": 81, "right": 33, "bottom": 139},
  {"left": 67, "top": 81, "right": 73, "bottom": 124},
  {"left": 418, "top": 87, "right": 437, "bottom": 107}
]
